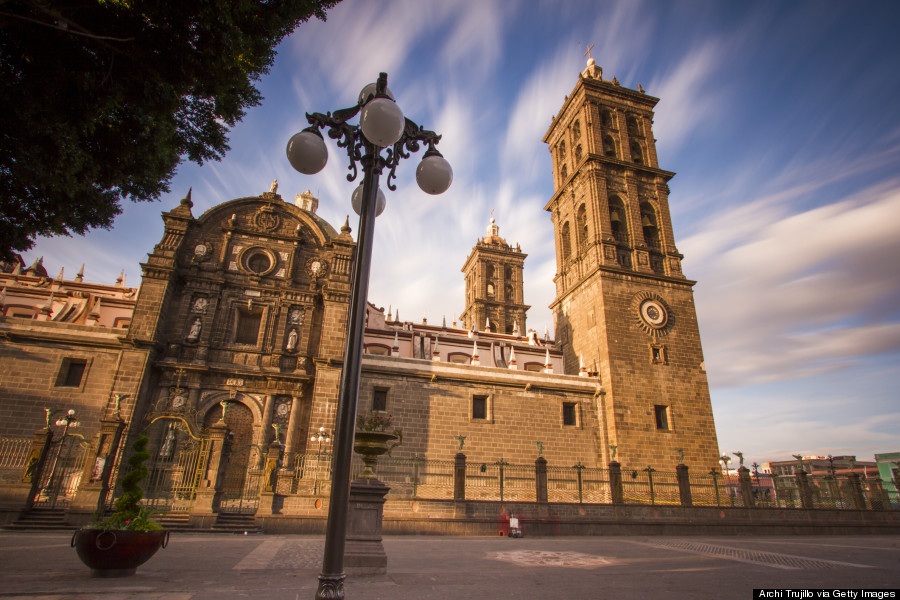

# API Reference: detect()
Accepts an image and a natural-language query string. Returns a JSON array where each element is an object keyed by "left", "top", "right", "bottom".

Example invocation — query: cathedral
[{"left": 0, "top": 59, "right": 719, "bottom": 526}]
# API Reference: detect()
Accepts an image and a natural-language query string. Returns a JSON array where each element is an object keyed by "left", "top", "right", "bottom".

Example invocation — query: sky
[{"left": 21, "top": 0, "right": 900, "bottom": 468}]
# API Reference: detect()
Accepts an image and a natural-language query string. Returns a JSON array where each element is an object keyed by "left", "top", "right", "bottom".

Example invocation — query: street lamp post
[
  {"left": 311, "top": 426, "right": 331, "bottom": 496},
  {"left": 47, "top": 409, "right": 79, "bottom": 507},
  {"left": 287, "top": 72, "right": 451, "bottom": 600}
]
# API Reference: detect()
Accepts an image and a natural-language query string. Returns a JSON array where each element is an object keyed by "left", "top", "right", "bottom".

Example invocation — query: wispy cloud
[{"left": 687, "top": 178, "right": 900, "bottom": 388}]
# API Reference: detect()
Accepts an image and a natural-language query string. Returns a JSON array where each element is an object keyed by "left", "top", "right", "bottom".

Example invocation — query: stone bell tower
[
  {"left": 543, "top": 56, "right": 719, "bottom": 470},
  {"left": 460, "top": 216, "right": 529, "bottom": 335}
]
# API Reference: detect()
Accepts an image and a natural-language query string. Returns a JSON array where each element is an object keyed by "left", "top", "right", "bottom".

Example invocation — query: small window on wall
[
  {"left": 56, "top": 358, "right": 87, "bottom": 388},
  {"left": 654, "top": 405, "right": 671, "bottom": 431},
  {"left": 373, "top": 388, "right": 388, "bottom": 412},
  {"left": 562, "top": 402, "right": 577, "bottom": 426},
  {"left": 650, "top": 345, "right": 667, "bottom": 365},
  {"left": 472, "top": 395, "right": 489, "bottom": 421},
  {"left": 234, "top": 309, "right": 262, "bottom": 345}
]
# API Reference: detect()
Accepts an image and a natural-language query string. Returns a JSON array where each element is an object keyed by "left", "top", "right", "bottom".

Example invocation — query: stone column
[
  {"left": 608, "top": 461, "right": 624, "bottom": 505},
  {"left": 453, "top": 452, "right": 466, "bottom": 501},
  {"left": 192, "top": 421, "right": 229, "bottom": 515},
  {"left": 676, "top": 464, "right": 692, "bottom": 507},
  {"left": 738, "top": 466, "right": 755, "bottom": 508},
  {"left": 796, "top": 470, "right": 813, "bottom": 509},
  {"left": 70, "top": 417, "right": 126, "bottom": 515},
  {"left": 257, "top": 440, "right": 284, "bottom": 516},
  {"left": 535, "top": 456, "right": 548, "bottom": 504},
  {"left": 846, "top": 473, "right": 866, "bottom": 510},
  {"left": 283, "top": 395, "right": 302, "bottom": 457},
  {"left": 261, "top": 394, "right": 275, "bottom": 442},
  {"left": 344, "top": 477, "right": 390, "bottom": 575}
]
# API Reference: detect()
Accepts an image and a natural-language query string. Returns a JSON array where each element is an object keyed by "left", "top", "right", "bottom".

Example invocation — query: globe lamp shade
[
  {"left": 416, "top": 151, "right": 453, "bottom": 195},
  {"left": 351, "top": 183, "right": 387, "bottom": 217},
  {"left": 358, "top": 82, "right": 395, "bottom": 105},
  {"left": 286, "top": 129, "right": 328, "bottom": 175},
  {"left": 360, "top": 98, "right": 405, "bottom": 147}
]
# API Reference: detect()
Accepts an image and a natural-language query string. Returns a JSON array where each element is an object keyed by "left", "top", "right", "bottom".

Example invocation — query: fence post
[
  {"left": 676, "top": 464, "right": 692, "bottom": 507},
  {"left": 535, "top": 456, "right": 548, "bottom": 503},
  {"left": 609, "top": 461, "right": 624, "bottom": 504},
  {"left": 738, "top": 466, "right": 755, "bottom": 508},
  {"left": 846, "top": 473, "right": 866, "bottom": 510},
  {"left": 454, "top": 452, "right": 466, "bottom": 501},
  {"left": 796, "top": 470, "right": 813, "bottom": 509}
]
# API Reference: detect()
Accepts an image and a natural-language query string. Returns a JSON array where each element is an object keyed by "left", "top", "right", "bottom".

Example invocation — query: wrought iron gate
[
  {"left": 144, "top": 437, "right": 211, "bottom": 514},
  {"left": 31, "top": 435, "right": 88, "bottom": 509}
]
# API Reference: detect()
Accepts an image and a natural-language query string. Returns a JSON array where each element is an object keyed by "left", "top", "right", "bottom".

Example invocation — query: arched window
[
  {"left": 561, "top": 222, "right": 572, "bottom": 261},
  {"left": 627, "top": 115, "right": 641, "bottom": 136},
  {"left": 601, "top": 109, "right": 613, "bottom": 129},
  {"left": 486, "top": 264, "right": 495, "bottom": 298},
  {"left": 641, "top": 202, "right": 661, "bottom": 249},
  {"left": 603, "top": 135, "right": 617, "bottom": 158},
  {"left": 608, "top": 196, "right": 627, "bottom": 244},
  {"left": 576, "top": 204, "right": 588, "bottom": 249},
  {"left": 560, "top": 164, "right": 568, "bottom": 180},
  {"left": 574, "top": 144, "right": 583, "bottom": 163},
  {"left": 558, "top": 140, "right": 566, "bottom": 162},
  {"left": 630, "top": 140, "right": 644, "bottom": 165},
  {"left": 572, "top": 119, "right": 581, "bottom": 143}
]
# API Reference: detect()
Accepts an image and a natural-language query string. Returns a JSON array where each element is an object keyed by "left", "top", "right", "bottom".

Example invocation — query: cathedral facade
[{"left": 0, "top": 60, "right": 719, "bottom": 525}]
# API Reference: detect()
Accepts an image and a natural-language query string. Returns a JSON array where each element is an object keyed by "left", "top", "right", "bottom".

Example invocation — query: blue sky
[{"left": 23, "top": 0, "right": 900, "bottom": 466}]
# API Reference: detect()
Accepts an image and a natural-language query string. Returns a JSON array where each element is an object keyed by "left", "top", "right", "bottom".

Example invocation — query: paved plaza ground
[{"left": 0, "top": 531, "right": 897, "bottom": 599}]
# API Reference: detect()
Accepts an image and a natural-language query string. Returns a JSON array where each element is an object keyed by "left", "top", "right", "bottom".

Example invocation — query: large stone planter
[
  {"left": 353, "top": 431, "right": 400, "bottom": 478},
  {"left": 72, "top": 529, "right": 168, "bottom": 577}
]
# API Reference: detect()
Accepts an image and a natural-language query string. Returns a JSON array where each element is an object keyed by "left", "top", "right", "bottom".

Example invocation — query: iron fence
[
  {"left": 547, "top": 465, "right": 611, "bottom": 503},
  {"left": 0, "top": 437, "right": 30, "bottom": 484}
]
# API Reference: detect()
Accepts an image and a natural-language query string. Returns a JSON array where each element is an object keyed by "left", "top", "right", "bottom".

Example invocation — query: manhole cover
[{"left": 488, "top": 550, "right": 614, "bottom": 569}]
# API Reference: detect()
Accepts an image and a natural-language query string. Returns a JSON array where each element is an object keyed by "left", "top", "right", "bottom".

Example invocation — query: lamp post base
[{"left": 315, "top": 572, "right": 345, "bottom": 600}]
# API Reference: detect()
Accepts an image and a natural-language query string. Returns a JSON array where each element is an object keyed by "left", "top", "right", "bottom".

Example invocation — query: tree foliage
[{"left": 0, "top": 0, "right": 338, "bottom": 258}]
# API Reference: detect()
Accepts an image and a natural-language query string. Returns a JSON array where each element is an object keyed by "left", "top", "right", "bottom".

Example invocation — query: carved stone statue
[
  {"left": 270, "top": 179, "right": 278, "bottom": 194},
  {"left": 286, "top": 328, "right": 298, "bottom": 351},
  {"left": 186, "top": 317, "right": 202, "bottom": 342}
]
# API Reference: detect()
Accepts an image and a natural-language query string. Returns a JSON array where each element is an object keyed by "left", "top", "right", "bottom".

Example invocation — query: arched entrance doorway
[{"left": 204, "top": 401, "right": 262, "bottom": 513}]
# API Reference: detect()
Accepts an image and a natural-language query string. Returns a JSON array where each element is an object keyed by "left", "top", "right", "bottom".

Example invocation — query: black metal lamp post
[
  {"left": 311, "top": 426, "right": 331, "bottom": 496},
  {"left": 286, "top": 72, "right": 452, "bottom": 600},
  {"left": 47, "top": 409, "right": 79, "bottom": 507}
]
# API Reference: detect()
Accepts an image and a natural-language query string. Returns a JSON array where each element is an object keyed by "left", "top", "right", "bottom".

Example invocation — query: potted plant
[
  {"left": 72, "top": 434, "right": 168, "bottom": 577},
  {"left": 353, "top": 411, "right": 402, "bottom": 478}
]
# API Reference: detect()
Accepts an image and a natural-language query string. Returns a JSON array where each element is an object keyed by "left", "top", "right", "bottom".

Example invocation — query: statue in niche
[
  {"left": 192, "top": 297, "right": 208, "bottom": 313},
  {"left": 286, "top": 328, "right": 298, "bottom": 351},
  {"left": 186, "top": 317, "right": 202, "bottom": 342}
]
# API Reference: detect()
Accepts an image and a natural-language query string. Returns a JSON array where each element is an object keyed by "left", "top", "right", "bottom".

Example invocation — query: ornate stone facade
[
  {"left": 0, "top": 61, "right": 721, "bottom": 526},
  {"left": 543, "top": 60, "right": 719, "bottom": 469}
]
